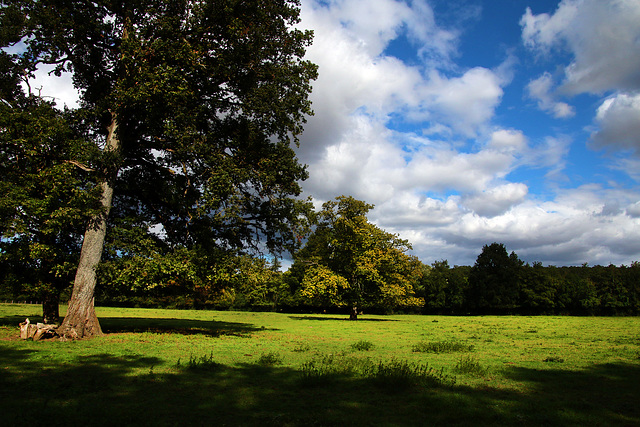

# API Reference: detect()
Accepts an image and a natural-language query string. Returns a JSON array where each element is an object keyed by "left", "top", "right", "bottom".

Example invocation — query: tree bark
[{"left": 58, "top": 114, "right": 120, "bottom": 339}]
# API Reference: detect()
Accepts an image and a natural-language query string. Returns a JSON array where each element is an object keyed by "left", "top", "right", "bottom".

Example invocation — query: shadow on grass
[
  {"left": 0, "top": 315, "right": 268, "bottom": 338},
  {"left": 501, "top": 363, "right": 640, "bottom": 425},
  {"left": 289, "top": 316, "right": 399, "bottom": 322},
  {"left": 1, "top": 344, "right": 638, "bottom": 426},
  {"left": 100, "top": 317, "right": 271, "bottom": 337}
]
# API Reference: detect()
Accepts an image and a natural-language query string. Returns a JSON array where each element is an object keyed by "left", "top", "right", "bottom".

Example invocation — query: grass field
[{"left": 1, "top": 304, "right": 639, "bottom": 426}]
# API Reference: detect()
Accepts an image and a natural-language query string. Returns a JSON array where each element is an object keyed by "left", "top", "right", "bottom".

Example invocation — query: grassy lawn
[{"left": 1, "top": 304, "right": 639, "bottom": 426}]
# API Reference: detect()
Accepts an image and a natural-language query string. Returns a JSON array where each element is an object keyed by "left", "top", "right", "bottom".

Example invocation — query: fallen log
[{"left": 19, "top": 318, "right": 58, "bottom": 341}]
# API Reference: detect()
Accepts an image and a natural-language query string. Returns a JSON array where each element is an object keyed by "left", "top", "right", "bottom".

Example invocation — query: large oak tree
[{"left": 1, "top": 0, "right": 317, "bottom": 338}]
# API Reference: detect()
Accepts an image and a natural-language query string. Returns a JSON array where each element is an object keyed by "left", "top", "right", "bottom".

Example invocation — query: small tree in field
[
  {"left": 293, "top": 196, "right": 424, "bottom": 315},
  {"left": 1, "top": 0, "right": 317, "bottom": 338}
]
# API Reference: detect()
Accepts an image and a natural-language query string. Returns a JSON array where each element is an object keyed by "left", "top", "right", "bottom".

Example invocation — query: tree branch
[{"left": 64, "top": 160, "right": 95, "bottom": 172}]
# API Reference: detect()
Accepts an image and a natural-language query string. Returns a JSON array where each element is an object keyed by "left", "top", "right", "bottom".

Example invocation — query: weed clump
[
  {"left": 292, "top": 342, "right": 311, "bottom": 353},
  {"left": 257, "top": 352, "right": 282, "bottom": 366},
  {"left": 412, "top": 340, "right": 474, "bottom": 354},
  {"left": 176, "top": 353, "right": 222, "bottom": 371},
  {"left": 300, "top": 354, "right": 456, "bottom": 388},
  {"left": 372, "top": 358, "right": 455, "bottom": 389},
  {"left": 350, "top": 340, "right": 375, "bottom": 351},
  {"left": 453, "top": 356, "right": 487, "bottom": 377},
  {"left": 543, "top": 356, "right": 565, "bottom": 363}
]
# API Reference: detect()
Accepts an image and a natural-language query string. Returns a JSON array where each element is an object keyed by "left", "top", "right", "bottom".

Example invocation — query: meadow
[{"left": 1, "top": 304, "right": 638, "bottom": 426}]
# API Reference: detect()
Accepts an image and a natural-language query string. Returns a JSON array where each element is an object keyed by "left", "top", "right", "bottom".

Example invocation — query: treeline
[
  {"left": 2, "top": 197, "right": 639, "bottom": 317},
  {"left": 9, "top": 242, "right": 638, "bottom": 316},
  {"left": 423, "top": 259, "right": 640, "bottom": 316},
  {"left": 94, "top": 253, "right": 640, "bottom": 316}
]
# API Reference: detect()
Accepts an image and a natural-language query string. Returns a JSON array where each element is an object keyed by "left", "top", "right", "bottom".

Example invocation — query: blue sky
[
  {"left": 294, "top": 0, "right": 640, "bottom": 266},
  {"left": 22, "top": 0, "right": 640, "bottom": 267}
]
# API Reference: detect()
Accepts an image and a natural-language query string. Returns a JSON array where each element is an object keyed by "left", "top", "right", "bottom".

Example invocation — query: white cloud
[
  {"left": 590, "top": 93, "right": 640, "bottom": 154},
  {"left": 416, "top": 67, "right": 504, "bottom": 137},
  {"left": 374, "top": 192, "right": 462, "bottom": 227},
  {"left": 487, "top": 129, "right": 527, "bottom": 154},
  {"left": 461, "top": 183, "right": 529, "bottom": 218},
  {"left": 296, "top": 1, "right": 640, "bottom": 266},
  {"left": 403, "top": 148, "right": 514, "bottom": 192},
  {"left": 627, "top": 201, "right": 640, "bottom": 218},
  {"left": 305, "top": 118, "right": 404, "bottom": 204},
  {"left": 298, "top": 0, "right": 511, "bottom": 204},
  {"left": 527, "top": 72, "right": 575, "bottom": 118},
  {"left": 394, "top": 185, "right": 640, "bottom": 266},
  {"left": 297, "top": 1, "right": 425, "bottom": 163},
  {"left": 321, "top": 0, "right": 411, "bottom": 56},
  {"left": 521, "top": 0, "right": 640, "bottom": 95},
  {"left": 321, "top": 0, "right": 458, "bottom": 64}
]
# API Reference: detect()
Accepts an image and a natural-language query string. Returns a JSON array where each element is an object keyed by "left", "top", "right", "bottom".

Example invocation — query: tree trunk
[
  {"left": 59, "top": 114, "right": 120, "bottom": 339},
  {"left": 42, "top": 291, "right": 60, "bottom": 324}
]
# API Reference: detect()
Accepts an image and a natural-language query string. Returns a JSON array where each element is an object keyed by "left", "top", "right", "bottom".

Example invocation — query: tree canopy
[{"left": 1, "top": 0, "right": 317, "bottom": 337}]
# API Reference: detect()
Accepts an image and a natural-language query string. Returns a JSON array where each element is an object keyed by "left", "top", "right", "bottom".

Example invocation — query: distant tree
[
  {"left": 467, "top": 243, "right": 523, "bottom": 313},
  {"left": 2, "top": 0, "right": 317, "bottom": 337},
  {"left": 217, "top": 255, "right": 284, "bottom": 310},
  {"left": 446, "top": 265, "right": 471, "bottom": 313},
  {"left": 519, "top": 262, "right": 557, "bottom": 314},
  {"left": 423, "top": 260, "right": 447, "bottom": 313},
  {"left": 625, "top": 262, "right": 640, "bottom": 314},
  {"left": 293, "top": 196, "right": 424, "bottom": 315},
  {"left": 591, "top": 264, "right": 631, "bottom": 315}
]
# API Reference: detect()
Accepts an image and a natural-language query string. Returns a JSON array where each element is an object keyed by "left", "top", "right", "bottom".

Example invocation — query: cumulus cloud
[
  {"left": 417, "top": 67, "right": 504, "bottom": 137},
  {"left": 305, "top": 119, "right": 405, "bottom": 204},
  {"left": 296, "top": 0, "right": 425, "bottom": 163},
  {"left": 526, "top": 72, "right": 575, "bottom": 118},
  {"left": 374, "top": 192, "right": 462, "bottom": 227},
  {"left": 487, "top": 129, "right": 527, "bottom": 154},
  {"left": 590, "top": 93, "right": 640, "bottom": 154},
  {"left": 519, "top": 0, "right": 640, "bottom": 198},
  {"left": 296, "top": 0, "right": 640, "bottom": 266},
  {"left": 461, "top": 183, "right": 528, "bottom": 218},
  {"left": 521, "top": 0, "right": 640, "bottom": 94},
  {"left": 408, "top": 185, "right": 640, "bottom": 265},
  {"left": 627, "top": 201, "right": 640, "bottom": 218},
  {"left": 298, "top": 0, "right": 513, "bottom": 202}
]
